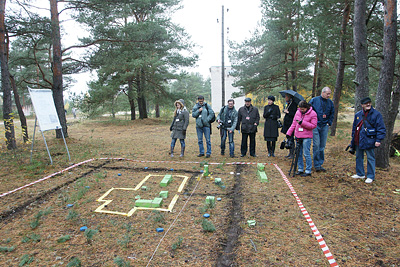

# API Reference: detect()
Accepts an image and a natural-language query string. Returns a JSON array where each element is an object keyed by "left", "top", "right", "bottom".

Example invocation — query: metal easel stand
[{"left": 30, "top": 118, "right": 71, "bottom": 165}]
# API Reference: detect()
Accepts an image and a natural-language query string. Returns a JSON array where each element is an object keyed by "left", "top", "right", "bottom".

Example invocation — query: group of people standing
[{"left": 169, "top": 88, "right": 386, "bottom": 183}]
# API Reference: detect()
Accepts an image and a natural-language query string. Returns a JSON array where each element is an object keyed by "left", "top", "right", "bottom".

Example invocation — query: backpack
[{"left": 205, "top": 104, "right": 216, "bottom": 123}]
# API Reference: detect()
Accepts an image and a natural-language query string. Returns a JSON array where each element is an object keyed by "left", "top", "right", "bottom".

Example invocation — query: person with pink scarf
[{"left": 286, "top": 101, "right": 318, "bottom": 176}]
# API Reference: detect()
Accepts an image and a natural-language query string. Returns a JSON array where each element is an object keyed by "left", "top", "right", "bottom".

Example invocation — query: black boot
[
  {"left": 267, "top": 141, "right": 271, "bottom": 157},
  {"left": 180, "top": 146, "right": 185, "bottom": 157},
  {"left": 170, "top": 146, "right": 174, "bottom": 157},
  {"left": 271, "top": 141, "right": 276, "bottom": 157}
]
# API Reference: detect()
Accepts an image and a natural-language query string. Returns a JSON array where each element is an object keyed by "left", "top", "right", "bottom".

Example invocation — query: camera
[
  {"left": 280, "top": 136, "right": 294, "bottom": 150},
  {"left": 346, "top": 144, "right": 355, "bottom": 155},
  {"left": 216, "top": 122, "right": 223, "bottom": 129},
  {"left": 285, "top": 138, "right": 294, "bottom": 149}
]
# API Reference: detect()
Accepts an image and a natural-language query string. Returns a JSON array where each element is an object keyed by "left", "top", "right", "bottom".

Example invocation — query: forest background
[{"left": 1, "top": 0, "right": 400, "bottom": 169}]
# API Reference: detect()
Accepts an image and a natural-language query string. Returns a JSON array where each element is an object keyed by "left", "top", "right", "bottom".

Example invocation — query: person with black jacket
[
  {"left": 281, "top": 94, "right": 298, "bottom": 158},
  {"left": 237, "top": 98, "right": 260, "bottom": 157},
  {"left": 263, "top": 96, "right": 281, "bottom": 157}
]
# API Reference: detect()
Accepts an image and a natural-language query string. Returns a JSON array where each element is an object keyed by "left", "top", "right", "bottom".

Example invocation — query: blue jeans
[
  {"left": 196, "top": 127, "right": 211, "bottom": 155},
  {"left": 171, "top": 138, "right": 185, "bottom": 149},
  {"left": 297, "top": 138, "right": 312, "bottom": 174},
  {"left": 355, "top": 145, "right": 376, "bottom": 180},
  {"left": 312, "top": 124, "right": 329, "bottom": 169},
  {"left": 221, "top": 129, "right": 234, "bottom": 155}
]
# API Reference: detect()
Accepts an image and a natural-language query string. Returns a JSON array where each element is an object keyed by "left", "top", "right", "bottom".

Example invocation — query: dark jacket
[
  {"left": 192, "top": 102, "right": 214, "bottom": 128},
  {"left": 351, "top": 107, "right": 386, "bottom": 150},
  {"left": 309, "top": 96, "right": 335, "bottom": 127},
  {"left": 217, "top": 106, "right": 238, "bottom": 132},
  {"left": 263, "top": 104, "right": 281, "bottom": 139},
  {"left": 281, "top": 100, "right": 298, "bottom": 134},
  {"left": 237, "top": 104, "right": 260, "bottom": 134}
]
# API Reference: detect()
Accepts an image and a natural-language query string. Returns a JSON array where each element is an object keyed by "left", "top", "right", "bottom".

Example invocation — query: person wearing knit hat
[
  {"left": 263, "top": 95, "right": 280, "bottom": 157},
  {"left": 169, "top": 99, "right": 189, "bottom": 157}
]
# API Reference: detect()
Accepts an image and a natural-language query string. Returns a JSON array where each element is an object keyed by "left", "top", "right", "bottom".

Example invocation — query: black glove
[
  {"left": 170, "top": 126, "right": 173, "bottom": 131},
  {"left": 286, "top": 135, "right": 291, "bottom": 139},
  {"left": 298, "top": 120, "right": 303, "bottom": 125},
  {"left": 182, "top": 130, "right": 186, "bottom": 135}
]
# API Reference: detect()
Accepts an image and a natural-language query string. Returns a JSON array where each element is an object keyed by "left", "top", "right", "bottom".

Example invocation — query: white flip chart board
[{"left": 28, "top": 89, "right": 61, "bottom": 131}]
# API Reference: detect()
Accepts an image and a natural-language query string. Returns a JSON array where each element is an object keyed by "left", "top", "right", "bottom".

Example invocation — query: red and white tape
[
  {"left": 274, "top": 164, "right": 339, "bottom": 267},
  {"left": 0, "top": 158, "right": 95, "bottom": 198}
]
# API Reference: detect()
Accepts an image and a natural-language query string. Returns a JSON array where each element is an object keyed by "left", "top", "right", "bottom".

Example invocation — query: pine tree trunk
[
  {"left": 155, "top": 103, "right": 160, "bottom": 118},
  {"left": 331, "top": 0, "right": 351, "bottom": 137},
  {"left": 10, "top": 74, "right": 29, "bottom": 143},
  {"left": 375, "top": 0, "right": 397, "bottom": 169},
  {"left": 353, "top": 0, "right": 369, "bottom": 113},
  {"left": 316, "top": 50, "right": 324, "bottom": 96},
  {"left": 0, "top": 0, "right": 16, "bottom": 150},
  {"left": 127, "top": 79, "right": 136, "bottom": 120},
  {"left": 50, "top": 0, "right": 68, "bottom": 138},
  {"left": 284, "top": 53, "right": 289, "bottom": 90},
  {"left": 312, "top": 40, "right": 320, "bottom": 98},
  {"left": 137, "top": 68, "right": 148, "bottom": 119}
]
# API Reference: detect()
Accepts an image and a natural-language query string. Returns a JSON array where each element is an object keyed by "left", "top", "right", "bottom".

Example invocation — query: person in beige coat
[{"left": 170, "top": 99, "right": 189, "bottom": 157}]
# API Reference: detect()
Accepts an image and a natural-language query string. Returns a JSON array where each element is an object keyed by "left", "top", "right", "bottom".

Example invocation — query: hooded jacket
[
  {"left": 286, "top": 107, "right": 318, "bottom": 139},
  {"left": 170, "top": 99, "right": 189, "bottom": 139},
  {"left": 351, "top": 107, "right": 386, "bottom": 150}
]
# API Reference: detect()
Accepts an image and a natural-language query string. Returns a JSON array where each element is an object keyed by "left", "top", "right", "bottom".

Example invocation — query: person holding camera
[
  {"left": 286, "top": 101, "right": 318, "bottom": 177},
  {"left": 192, "top": 95, "right": 215, "bottom": 158},
  {"left": 237, "top": 97, "right": 260, "bottom": 157},
  {"left": 350, "top": 97, "right": 386, "bottom": 184},
  {"left": 217, "top": 99, "right": 238, "bottom": 158},
  {"left": 263, "top": 96, "right": 281, "bottom": 157}
]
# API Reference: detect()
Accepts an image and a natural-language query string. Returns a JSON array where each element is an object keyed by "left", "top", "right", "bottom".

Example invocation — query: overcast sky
[
  {"left": 10, "top": 0, "right": 262, "bottom": 95},
  {"left": 172, "top": 0, "right": 262, "bottom": 77}
]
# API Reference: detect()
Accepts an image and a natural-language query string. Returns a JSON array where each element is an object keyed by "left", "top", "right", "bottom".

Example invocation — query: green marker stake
[{"left": 204, "top": 165, "right": 209, "bottom": 176}]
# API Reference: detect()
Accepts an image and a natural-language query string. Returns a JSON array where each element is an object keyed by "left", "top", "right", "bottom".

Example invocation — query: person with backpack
[
  {"left": 192, "top": 95, "right": 215, "bottom": 158},
  {"left": 237, "top": 97, "right": 260, "bottom": 157},
  {"left": 216, "top": 99, "right": 238, "bottom": 158}
]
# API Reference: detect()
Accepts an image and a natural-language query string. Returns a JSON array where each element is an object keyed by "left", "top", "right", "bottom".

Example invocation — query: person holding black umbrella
[
  {"left": 281, "top": 93, "right": 298, "bottom": 158},
  {"left": 263, "top": 96, "right": 280, "bottom": 157}
]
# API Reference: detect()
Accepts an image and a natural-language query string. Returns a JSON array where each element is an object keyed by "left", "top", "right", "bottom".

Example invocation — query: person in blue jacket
[
  {"left": 350, "top": 97, "right": 386, "bottom": 184},
  {"left": 309, "top": 87, "right": 335, "bottom": 172},
  {"left": 192, "top": 95, "right": 215, "bottom": 158}
]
